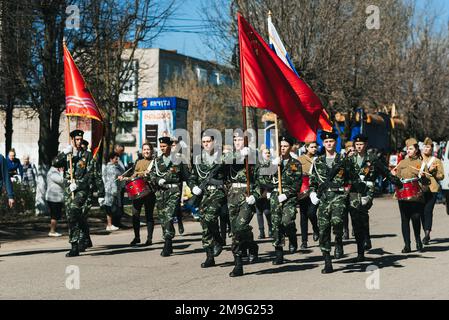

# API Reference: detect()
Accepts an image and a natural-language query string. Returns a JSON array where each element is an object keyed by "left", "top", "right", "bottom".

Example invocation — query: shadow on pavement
[
  {"left": 246, "top": 263, "right": 318, "bottom": 275},
  {"left": 0, "top": 248, "right": 68, "bottom": 257}
]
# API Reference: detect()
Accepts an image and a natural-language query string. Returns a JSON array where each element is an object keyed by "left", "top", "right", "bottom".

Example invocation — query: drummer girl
[
  {"left": 119, "top": 143, "right": 156, "bottom": 246},
  {"left": 392, "top": 138, "right": 430, "bottom": 253}
]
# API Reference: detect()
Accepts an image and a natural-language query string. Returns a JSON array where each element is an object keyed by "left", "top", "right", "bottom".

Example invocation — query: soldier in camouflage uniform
[
  {"left": 78, "top": 140, "right": 105, "bottom": 252},
  {"left": 52, "top": 130, "right": 95, "bottom": 257},
  {"left": 224, "top": 130, "right": 259, "bottom": 277},
  {"left": 309, "top": 131, "right": 362, "bottom": 273},
  {"left": 266, "top": 136, "right": 302, "bottom": 265},
  {"left": 189, "top": 132, "right": 226, "bottom": 268},
  {"left": 148, "top": 136, "right": 190, "bottom": 257},
  {"left": 348, "top": 134, "right": 402, "bottom": 261}
]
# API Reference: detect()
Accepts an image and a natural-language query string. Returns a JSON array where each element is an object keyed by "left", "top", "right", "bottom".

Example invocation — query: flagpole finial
[{"left": 268, "top": 10, "right": 272, "bottom": 17}]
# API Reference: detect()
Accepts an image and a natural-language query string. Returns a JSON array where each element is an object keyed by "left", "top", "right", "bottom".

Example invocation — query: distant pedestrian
[
  {"left": 46, "top": 165, "right": 65, "bottom": 237},
  {"left": 7, "top": 149, "right": 23, "bottom": 182},
  {"left": 103, "top": 152, "right": 122, "bottom": 232},
  {"left": 0, "top": 152, "right": 14, "bottom": 209},
  {"left": 22, "top": 155, "right": 37, "bottom": 190}
]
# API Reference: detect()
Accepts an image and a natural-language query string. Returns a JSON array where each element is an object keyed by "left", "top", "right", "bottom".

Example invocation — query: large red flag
[
  {"left": 63, "top": 44, "right": 103, "bottom": 158},
  {"left": 238, "top": 13, "right": 324, "bottom": 141}
]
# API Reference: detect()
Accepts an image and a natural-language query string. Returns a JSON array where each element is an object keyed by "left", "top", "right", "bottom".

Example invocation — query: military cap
[
  {"left": 423, "top": 137, "right": 433, "bottom": 146},
  {"left": 353, "top": 134, "right": 368, "bottom": 143},
  {"left": 320, "top": 131, "right": 338, "bottom": 141},
  {"left": 279, "top": 135, "right": 295, "bottom": 145},
  {"left": 405, "top": 138, "right": 418, "bottom": 147},
  {"left": 70, "top": 129, "right": 84, "bottom": 138},
  {"left": 159, "top": 136, "right": 172, "bottom": 145}
]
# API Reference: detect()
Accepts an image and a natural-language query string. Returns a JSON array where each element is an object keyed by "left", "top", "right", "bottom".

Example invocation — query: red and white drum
[
  {"left": 125, "top": 177, "right": 151, "bottom": 200},
  {"left": 298, "top": 176, "right": 310, "bottom": 200},
  {"left": 395, "top": 178, "right": 422, "bottom": 201}
]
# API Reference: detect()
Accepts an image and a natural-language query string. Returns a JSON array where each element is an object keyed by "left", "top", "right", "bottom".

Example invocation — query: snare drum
[
  {"left": 298, "top": 175, "right": 310, "bottom": 200},
  {"left": 125, "top": 177, "right": 151, "bottom": 200},
  {"left": 395, "top": 178, "right": 422, "bottom": 201}
]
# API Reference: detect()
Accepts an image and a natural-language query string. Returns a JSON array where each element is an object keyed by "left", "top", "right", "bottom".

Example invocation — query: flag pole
[
  {"left": 66, "top": 115, "right": 74, "bottom": 200},
  {"left": 238, "top": 13, "right": 251, "bottom": 197},
  {"left": 267, "top": 11, "right": 283, "bottom": 194}
]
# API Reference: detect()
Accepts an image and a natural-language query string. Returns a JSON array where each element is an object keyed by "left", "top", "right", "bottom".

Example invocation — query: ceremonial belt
[
  {"left": 164, "top": 184, "right": 180, "bottom": 189},
  {"left": 206, "top": 185, "right": 222, "bottom": 190},
  {"left": 231, "top": 183, "right": 247, "bottom": 188}
]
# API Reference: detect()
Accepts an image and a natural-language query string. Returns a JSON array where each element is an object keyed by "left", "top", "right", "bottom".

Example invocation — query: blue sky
[{"left": 153, "top": 0, "right": 449, "bottom": 62}]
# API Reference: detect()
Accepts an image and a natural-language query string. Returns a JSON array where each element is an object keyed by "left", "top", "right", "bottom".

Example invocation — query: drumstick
[{"left": 408, "top": 166, "right": 433, "bottom": 177}]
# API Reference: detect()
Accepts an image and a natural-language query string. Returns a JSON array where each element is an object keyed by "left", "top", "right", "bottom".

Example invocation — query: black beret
[
  {"left": 320, "top": 131, "right": 338, "bottom": 141},
  {"left": 81, "top": 140, "right": 89, "bottom": 146},
  {"left": 70, "top": 130, "right": 84, "bottom": 138},
  {"left": 353, "top": 134, "right": 368, "bottom": 143},
  {"left": 158, "top": 136, "right": 172, "bottom": 144},
  {"left": 279, "top": 135, "right": 295, "bottom": 145}
]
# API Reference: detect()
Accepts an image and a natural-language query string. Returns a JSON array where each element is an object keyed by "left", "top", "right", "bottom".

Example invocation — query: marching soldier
[
  {"left": 148, "top": 136, "right": 190, "bottom": 257},
  {"left": 421, "top": 137, "right": 444, "bottom": 245},
  {"left": 189, "top": 132, "right": 226, "bottom": 268},
  {"left": 225, "top": 130, "right": 259, "bottom": 277},
  {"left": 298, "top": 141, "right": 320, "bottom": 249},
  {"left": 269, "top": 136, "right": 302, "bottom": 265},
  {"left": 309, "top": 131, "right": 362, "bottom": 273},
  {"left": 53, "top": 130, "right": 96, "bottom": 257},
  {"left": 348, "top": 134, "right": 403, "bottom": 261}
]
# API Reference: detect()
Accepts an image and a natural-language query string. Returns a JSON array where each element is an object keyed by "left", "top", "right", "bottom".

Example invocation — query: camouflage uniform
[
  {"left": 189, "top": 151, "right": 226, "bottom": 251},
  {"left": 267, "top": 157, "right": 302, "bottom": 251},
  {"left": 148, "top": 152, "right": 190, "bottom": 254},
  {"left": 79, "top": 157, "right": 105, "bottom": 250},
  {"left": 224, "top": 150, "right": 259, "bottom": 258},
  {"left": 310, "top": 153, "right": 360, "bottom": 254},
  {"left": 53, "top": 148, "right": 95, "bottom": 248}
]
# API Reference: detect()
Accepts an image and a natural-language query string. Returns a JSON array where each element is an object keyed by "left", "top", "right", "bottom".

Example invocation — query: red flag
[
  {"left": 319, "top": 109, "right": 333, "bottom": 132},
  {"left": 63, "top": 44, "right": 103, "bottom": 157},
  {"left": 238, "top": 14, "right": 325, "bottom": 141}
]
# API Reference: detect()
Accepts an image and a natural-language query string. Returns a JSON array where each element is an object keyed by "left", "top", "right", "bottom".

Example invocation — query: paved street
[{"left": 1, "top": 197, "right": 449, "bottom": 300}]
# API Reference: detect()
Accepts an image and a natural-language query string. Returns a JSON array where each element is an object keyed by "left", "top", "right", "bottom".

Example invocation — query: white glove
[
  {"left": 272, "top": 157, "right": 281, "bottom": 166},
  {"left": 69, "top": 182, "right": 77, "bottom": 192},
  {"left": 240, "top": 147, "right": 250, "bottom": 157},
  {"left": 246, "top": 195, "right": 256, "bottom": 205},
  {"left": 359, "top": 175, "right": 365, "bottom": 181},
  {"left": 63, "top": 145, "right": 73, "bottom": 155},
  {"left": 98, "top": 197, "right": 105, "bottom": 206},
  {"left": 278, "top": 194, "right": 287, "bottom": 203},
  {"left": 310, "top": 192, "right": 320, "bottom": 205},
  {"left": 192, "top": 186, "right": 202, "bottom": 196},
  {"left": 361, "top": 196, "right": 370, "bottom": 206},
  {"left": 158, "top": 179, "right": 166, "bottom": 186},
  {"left": 266, "top": 192, "right": 271, "bottom": 199}
]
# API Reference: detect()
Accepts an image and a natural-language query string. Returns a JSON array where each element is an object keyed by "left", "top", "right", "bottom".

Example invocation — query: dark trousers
[
  {"left": 298, "top": 197, "right": 319, "bottom": 243},
  {"left": 398, "top": 201, "right": 424, "bottom": 245},
  {"left": 256, "top": 198, "right": 271, "bottom": 235},
  {"left": 219, "top": 201, "right": 230, "bottom": 242},
  {"left": 112, "top": 189, "right": 125, "bottom": 226},
  {"left": 132, "top": 193, "right": 156, "bottom": 240},
  {"left": 422, "top": 192, "right": 437, "bottom": 232},
  {"left": 342, "top": 207, "right": 350, "bottom": 235}
]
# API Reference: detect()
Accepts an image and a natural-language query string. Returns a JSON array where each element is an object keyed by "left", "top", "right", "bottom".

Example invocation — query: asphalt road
[{"left": 1, "top": 197, "right": 449, "bottom": 300}]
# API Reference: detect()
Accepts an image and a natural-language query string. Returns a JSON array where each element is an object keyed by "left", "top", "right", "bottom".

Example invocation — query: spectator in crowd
[
  {"left": 102, "top": 152, "right": 122, "bottom": 232},
  {"left": 22, "top": 155, "right": 37, "bottom": 190},
  {"left": 46, "top": 165, "right": 65, "bottom": 237},
  {"left": 0, "top": 152, "right": 14, "bottom": 209},
  {"left": 7, "top": 149, "right": 23, "bottom": 182},
  {"left": 113, "top": 144, "right": 126, "bottom": 227}
]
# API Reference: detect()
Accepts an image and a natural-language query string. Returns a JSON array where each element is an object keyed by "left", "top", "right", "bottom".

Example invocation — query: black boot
[
  {"left": 334, "top": 237, "right": 344, "bottom": 259},
  {"left": 416, "top": 240, "right": 424, "bottom": 252},
  {"left": 66, "top": 243, "right": 79, "bottom": 257},
  {"left": 355, "top": 241, "right": 365, "bottom": 262},
  {"left": 258, "top": 230, "right": 266, "bottom": 239},
  {"left": 321, "top": 252, "right": 334, "bottom": 274},
  {"left": 178, "top": 219, "right": 184, "bottom": 235},
  {"left": 201, "top": 247, "right": 215, "bottom": 268},
  {"left": 160, "top": 239, "right": 172, "bottom": 257},
  {"left": 145, "top": 221, "right": 154, "bottom": 246},
  {"left": 130, "top": 237, "right": 141, "bottom": 246},
  {"left": 313, "top": 230, "right": 320, "bottom": 242},
  {"left": 248, "top": 243, "right": 259, "bottom": 264},
  {"left": 300, "top": 242, "right": 308, "bottom": 249},
  {"left": 343, "top": 229, "right": 349, "bottom": 240},
  {"left": 213, "top": 243, "right": 223, "bottom": 257},
  {"left": 86, "top": 236, "right": 93, "bottom": 248},
  {"left": 78, "top": 240, "right": 86, "bottom": 253},
  {"left": 288, "top": 236, "right": 298, "bottom": 254},
  {"left": 272, "top": 246, "right": 284, "bottom": 265},
  {"left": 229, "top": 254, "right": 243, "bottom": 277},
  {"left": 401, "top": 243, "right": 411, "bottom": 253},
  {"left": 422, "top": 230, "right": 430, "bottom": 245}
]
